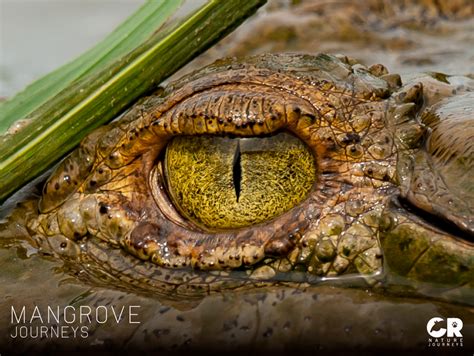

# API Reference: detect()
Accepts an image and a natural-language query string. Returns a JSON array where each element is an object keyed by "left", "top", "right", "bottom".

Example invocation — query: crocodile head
[{"left": 1, "top": 53, "right": 473, "bottom": 302}]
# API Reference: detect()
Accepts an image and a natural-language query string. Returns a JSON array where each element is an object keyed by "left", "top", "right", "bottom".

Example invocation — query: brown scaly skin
[{"left": 1, "top": 53, "right": 473, "bottom": 301}]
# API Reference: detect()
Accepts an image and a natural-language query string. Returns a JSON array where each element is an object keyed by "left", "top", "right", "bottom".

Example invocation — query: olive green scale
[{"left": 164, "top": 132, "right": 317, "bottom": 229}]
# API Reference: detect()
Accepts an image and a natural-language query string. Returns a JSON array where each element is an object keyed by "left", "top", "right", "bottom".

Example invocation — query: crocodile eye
[{"left": 163, "top": 131, "right": 317, "bottom": 230}]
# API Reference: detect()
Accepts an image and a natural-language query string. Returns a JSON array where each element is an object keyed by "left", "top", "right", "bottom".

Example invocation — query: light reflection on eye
[{"left": 162, "top": 131, "right": 317, "bottom": 230}]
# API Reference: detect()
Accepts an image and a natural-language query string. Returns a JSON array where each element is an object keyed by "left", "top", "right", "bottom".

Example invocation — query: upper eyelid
[{"left": 149, "top": 85, "right": 316, "bottom": 136}]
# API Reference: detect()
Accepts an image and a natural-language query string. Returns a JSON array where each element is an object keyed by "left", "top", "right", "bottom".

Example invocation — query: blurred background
[{"left": 0, "top": 0, "right": 142, "bottom": 97}]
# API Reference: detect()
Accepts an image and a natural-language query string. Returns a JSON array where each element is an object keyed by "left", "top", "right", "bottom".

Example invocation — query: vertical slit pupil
[{"left": 232, "top": 141, "right": 242, "bottom": 202}]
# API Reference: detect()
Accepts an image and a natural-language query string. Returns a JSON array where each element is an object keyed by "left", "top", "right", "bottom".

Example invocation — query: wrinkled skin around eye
[{"left": 164, "top": 133, "right": 317, "bottom": 230}]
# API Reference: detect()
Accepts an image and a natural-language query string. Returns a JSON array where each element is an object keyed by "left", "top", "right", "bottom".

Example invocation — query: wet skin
[{"left": 1, "top": 53, "right": 472, "bottom": 303}]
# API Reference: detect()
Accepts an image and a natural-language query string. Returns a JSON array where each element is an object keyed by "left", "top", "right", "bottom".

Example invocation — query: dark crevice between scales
[{"left": 398, "top": 197, "right": 474, "bottom": 243}]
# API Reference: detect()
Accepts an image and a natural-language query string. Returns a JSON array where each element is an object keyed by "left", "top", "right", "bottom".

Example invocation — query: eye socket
[{"left": 162, "top": 131, "right": 317, "bottom": 230}]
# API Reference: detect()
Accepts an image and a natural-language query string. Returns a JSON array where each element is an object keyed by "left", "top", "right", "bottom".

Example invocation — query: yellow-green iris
[{"left": 164, "top": 132, "right": 317, "bottom": 230}]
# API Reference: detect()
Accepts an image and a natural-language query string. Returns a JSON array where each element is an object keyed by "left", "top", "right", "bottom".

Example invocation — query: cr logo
[{"left": 427, "top": 317, "right": 463, "bottom": 338}]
